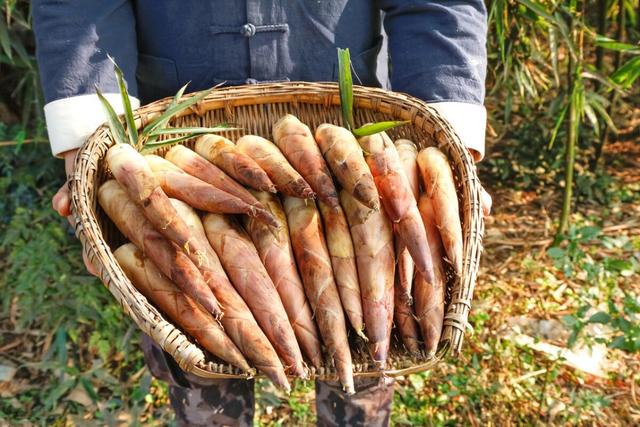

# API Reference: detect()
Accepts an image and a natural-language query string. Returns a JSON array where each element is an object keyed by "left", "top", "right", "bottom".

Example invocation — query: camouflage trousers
[{"left": 141, "top": 335, "right": 393, "bottom": 427}]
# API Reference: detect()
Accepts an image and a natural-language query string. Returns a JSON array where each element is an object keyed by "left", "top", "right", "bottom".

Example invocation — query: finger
[
  {"left": 52, "top": 184, "right": 72, "bottom": 217},
  {"left": 481, "top": 188, "right": 492, "bottom": 218},
  {"left": 66, "top": 214, "right": 76, "bottom": 230}
]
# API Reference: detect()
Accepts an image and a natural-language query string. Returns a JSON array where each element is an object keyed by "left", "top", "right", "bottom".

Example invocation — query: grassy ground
[{"left": 0, "top": 120, "right": 638, "bottom": 425}]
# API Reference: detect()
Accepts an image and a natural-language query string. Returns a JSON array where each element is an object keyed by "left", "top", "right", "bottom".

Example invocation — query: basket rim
[{"left": 70, "top": 81, "right": 484, "bottom": 379}]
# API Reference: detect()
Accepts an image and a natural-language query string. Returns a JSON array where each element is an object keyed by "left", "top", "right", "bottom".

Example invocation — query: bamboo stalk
[
  {"left": 558, "top": 86, "right": 577, "bottom": 239},
  {"left": 557, "top": 9, "right": 579, "bottom": 239}
]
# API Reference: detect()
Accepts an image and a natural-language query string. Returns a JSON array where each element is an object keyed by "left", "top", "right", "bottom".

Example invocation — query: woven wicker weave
[{"left": 70, "top": 82, "right": 484, "bottom": 380}]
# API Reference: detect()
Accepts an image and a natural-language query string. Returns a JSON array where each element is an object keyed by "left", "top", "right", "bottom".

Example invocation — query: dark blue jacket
[{"left": 33, "top": 1, "right": 487, "bottom": 106}]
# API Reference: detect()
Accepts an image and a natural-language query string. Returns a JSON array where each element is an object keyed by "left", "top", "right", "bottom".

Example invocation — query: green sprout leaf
[
  {"left": 336, "top": 49, "right": 407, "bottom": 138},
  {"left": 141, "top": 124, "right": 240, "bottom": 152},
  {"left": 149, "top": 125, "right": 239, "bottom": 136},
  {"left": 144, "top": 82, "right": 190, "bottom": 145},
  {"left": 352, "top": 120, "right": 410, "bottom": 137},
  {"left": 95, "top": 87, "right": 128, "bottom": 146},
  {"left": 140, "top": 135, "right": 203, "bottom": 152},
  {"left": 337, "top": 47, "right": 354, "bottom": 131},
  {"left": 141, "top": 85, "right": 216, "bottom": 140},
  {"left": 108, "top": 55, "right": 138, "bottom": 148}
]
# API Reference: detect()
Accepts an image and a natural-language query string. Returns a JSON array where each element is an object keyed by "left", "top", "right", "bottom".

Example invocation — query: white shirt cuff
[
  {"left": 44, "top": 93, "right": 141, "bottom": 157},
  {"left": 426, "top": 101, "right": 486, "bottom": 161}
]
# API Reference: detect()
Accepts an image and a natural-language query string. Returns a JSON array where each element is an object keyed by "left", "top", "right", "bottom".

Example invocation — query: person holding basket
[{"left": 33, "top": 1, "right": 491, "bottom": 426}]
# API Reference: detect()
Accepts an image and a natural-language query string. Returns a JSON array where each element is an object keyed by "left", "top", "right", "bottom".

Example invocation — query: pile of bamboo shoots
[{"left": 101, "top": 114, "right": 462, "bottom": 394}]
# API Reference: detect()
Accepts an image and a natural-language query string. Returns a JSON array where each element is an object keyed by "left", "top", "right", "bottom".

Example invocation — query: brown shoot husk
[
  {"left": 98, "top": 180, "right": 221, "bottom": 319},
  {"left": 243, "top": 191, "right": 323, "bottom": 368},
  {"left": 315, "top": 123, "right": 379, "bottom": 210},
  {"left": 317, "top": 200, "right": 366, "bottom": 339},
  {"left": 358, "top": 132, "right": 435, "bottom": 282},
  {"left": 236, "top": 135, "right": 315, "bottom": 199},
  {"left": 272, "top": 115, "right": 339, "bottom": 207},
  {"left": 416, "top": 195, "right": 447, "bottom": 356},
  {"left": 170, "top": 199, "right": 291, "bottom": 390},
  {"left": 417, "top": 146, "right": 463, "bottom": 277},
  {"left": 195, "top": 134, "right": 276, "bottom": 193},
  {"left": 114, "top": 243, "right": 250, "bottom": 372},
  {"left": 339, "top": 190, "right": 394, "bottom": 370},
  {"left": 202, "top": 213, "right": 307, "bottom": 379},
  {"left": 283, "top": 197, "right": 355, "bottom": 394}
]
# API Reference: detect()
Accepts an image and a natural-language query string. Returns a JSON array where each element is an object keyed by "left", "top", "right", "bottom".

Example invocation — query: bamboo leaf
[
  {"left": 95, "top": 86, "right": 129, "bottom": 146},
  {"left": 583, "top": 103, "right": 599, "bottom": 136},
  {"left": 143, "top": 82, "right": 190, "bottom": 144},
  {"left": 149, "top": 125, "right": 240, "bottom": 136},
  {"left": 626, "top": 2, "right": 637, "bottom": 28},
  {"left": 108, "top": 55, "right": 138, "bottom": 148},
  {"left": 518, "top": 0, "right": 556, "bottom": 23},
  {"left": 337, "top": 47, "right": 354, "bottom": 131},
  {"left": 519, "top": 0, "right": 574, "bottom": 62},
  {"left": 586, "top": 92, "right": 617, "bottom": 133},
  {"left": 490, "top": 0, "right": 507, "bottom": 62},
  {"left": 581, "top": 69, "right": 625, "bottom": 94},
  {"left": 552, "top": 11, "right": 577, "bottom": 61},
  {"left": 141, "top": 86, "right": 215, "bottom": 137},
  {"left": 595, "top": 35, "right": 640, "bottom": 53},
  {"left": 0, "top": 18, "right": 11, "bottom": 60},
  {"left": 548, "top": 103, "right": 568, "bottom": 149},
  {"left": 352, "top": 121, "right": 409, "bottom": 137},
  {"left": 10, "top": 35, "right": 32, "bottom": 69},
  {"left": 611, "top": 56, "right": 640, "bottom": 89}
]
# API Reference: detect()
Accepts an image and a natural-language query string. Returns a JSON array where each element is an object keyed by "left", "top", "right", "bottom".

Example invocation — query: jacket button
[{"left": 241, "top": 23, "right": 256, "bottom": 37}]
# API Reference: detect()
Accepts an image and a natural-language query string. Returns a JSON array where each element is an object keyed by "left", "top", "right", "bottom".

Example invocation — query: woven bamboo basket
[{"left": 70, "top": 82, "right": 484, "bottom": 380}]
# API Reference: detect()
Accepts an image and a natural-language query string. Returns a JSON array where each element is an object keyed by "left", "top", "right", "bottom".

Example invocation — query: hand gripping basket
[{"left": 70, "top": 82, "right": 484, "bottom": 380}]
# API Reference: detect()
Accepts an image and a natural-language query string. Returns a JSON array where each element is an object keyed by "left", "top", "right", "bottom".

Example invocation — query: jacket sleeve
[
  {"left": 32, "top": 0, "right": 139, "bottom": 156},
  {"left": 380, "top": 1, "right": 488, "bottom": 159}
]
